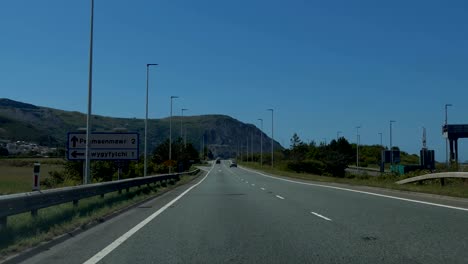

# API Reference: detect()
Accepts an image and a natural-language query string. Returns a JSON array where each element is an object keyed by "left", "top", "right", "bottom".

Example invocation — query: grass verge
[
  {"left": 0, "top": 171, "right": 201, "bottom": 259},
  {"left": 240, "top": 162, "right": 468, "bottom": 199},
  {"left": 0, "top": 158, "right": 65, "bottom": 194}
]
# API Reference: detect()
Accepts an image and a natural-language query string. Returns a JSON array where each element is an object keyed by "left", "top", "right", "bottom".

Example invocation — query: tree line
[
  {"left": 239, "top": 133, "right": 419, "bottom": 177},
  {"left": 43, "top": 137, "right": 201, "bottom": 187}
]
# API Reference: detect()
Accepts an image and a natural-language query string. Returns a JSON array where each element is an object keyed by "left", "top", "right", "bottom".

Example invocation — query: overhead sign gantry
[{"left": 442, "top": 124, "right": 468, "bottom": 165}]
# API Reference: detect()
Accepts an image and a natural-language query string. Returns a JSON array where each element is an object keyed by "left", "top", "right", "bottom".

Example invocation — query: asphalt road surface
[{"left": 20, "top": 161, "right": 468, "bottom": 264}]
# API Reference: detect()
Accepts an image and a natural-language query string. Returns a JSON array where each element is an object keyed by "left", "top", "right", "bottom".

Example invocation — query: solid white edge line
[
  {"left": 83, "top": 166, "right": 214, "bottom": 264},
  {"left": 276, "top": 195, "right": 285, "bottom": 200},
  {"left": 311, "top": 212, "right": 332, "bottom": 221},
  {"left": 239, "top": 166, "right": 468, "bottom": 212}
]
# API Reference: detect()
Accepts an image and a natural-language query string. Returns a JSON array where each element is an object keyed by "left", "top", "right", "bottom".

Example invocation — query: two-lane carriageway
[{"left": 23, "top": 160, "right": 468, "bottom": 264}]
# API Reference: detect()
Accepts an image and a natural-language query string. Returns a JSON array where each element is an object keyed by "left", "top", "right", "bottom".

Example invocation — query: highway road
[{"left": 20, "top": 161, "right": 468, "bottom": 264}]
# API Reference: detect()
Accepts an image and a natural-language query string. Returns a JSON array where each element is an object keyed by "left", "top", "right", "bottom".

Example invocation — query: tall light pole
[
  {"left": 337, "top": 131, "right": 342, "bottom": 141},
  {"left": 378, "top": 132, "right": 383, "bottom": 147},
  {"left": 251, "top": 129, "right": 253, "bottom": 162},
  {"left": 445, "top": 104, "right": 452, "bottom": 168},
  {"left": 169, "top": 96, "right": 179, "bottom": 172},
  {"left": 258, "top": 118, "right": 263, "bottom": 167},
  {"left": 181, "top": 108, "right": 188, "bottom": 149},
  {"left": 267, "top": 109, "right": 274, "bottom": 168},
  {"left": 390, "top": 120, "right": 396, "bottom": 167},
  {"left": 144, "top": 63, "right": 158, "bottom": 177},
  {"left": 181, "top": 108, "right": 188, "bottom": 138},
  {"left": 84, "top": 0, "right": 94, "bottom": 185},
  {"left": 356, "top": 126, "right": 361, "bottom": 168}
]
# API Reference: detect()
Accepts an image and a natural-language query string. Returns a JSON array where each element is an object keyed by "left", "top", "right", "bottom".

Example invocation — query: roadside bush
[
  {"left": 322, "top": 151, "right": 348, "bottom": 178},
  {"left": 286, "top": 160, "right": 325, "bottom": 175}
]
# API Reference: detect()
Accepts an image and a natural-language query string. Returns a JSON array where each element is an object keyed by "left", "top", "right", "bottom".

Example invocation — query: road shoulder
[{"left": 3, "top": 171, "right": 208, "bottom": 264}]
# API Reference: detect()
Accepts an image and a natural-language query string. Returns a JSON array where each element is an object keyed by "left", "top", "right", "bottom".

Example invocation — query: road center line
[
  {"left": 239, "top": 166, "right": 468, "bottom": 212},
  {"left": 311, "top": 212, "right": 332, "bottom": 221},
  {"left": 251, "top": 184, "right": 255, "bottom": 186},
  {"left": 276, "top": 195, "right": 285, "bottom": 200},
  {"left": 83, "top": 166, "right": 214, "bottom": 264},
  {"left": 260, "top": 187, "right": 266, "bottom": 191}
]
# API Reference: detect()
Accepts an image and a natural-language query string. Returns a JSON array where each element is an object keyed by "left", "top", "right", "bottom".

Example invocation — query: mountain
[{"left": 0, "top": 98, "right": 282, "bottom": 158}]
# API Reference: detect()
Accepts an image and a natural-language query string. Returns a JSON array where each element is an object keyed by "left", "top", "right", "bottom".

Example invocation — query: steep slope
[{"left": 0, "top": 99, "right": 282, "bottom": 157}]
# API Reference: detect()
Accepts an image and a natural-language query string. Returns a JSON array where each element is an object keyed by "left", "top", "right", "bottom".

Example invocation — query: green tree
[{"left": 289, "top": 133, "right": 308, "bottom": 162}]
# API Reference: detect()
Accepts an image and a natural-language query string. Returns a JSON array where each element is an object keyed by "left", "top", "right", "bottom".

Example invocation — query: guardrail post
[
  {"left": 0, "top": 217, "right": 6, "bottom": 231},
  {"left": 73, "top": 200, "right": 79, "bottom": 207},
  {"left": 31, "top": 209, "right": 38, "bottom": 217},
  {"left": 440, "top": 178, "right": 445, "bottom": 186},
  {"left": 126, "top": 187, "right": 130, "bottom": 193},
  {"left": 118, "top": 189, "right": 122, "bottom": 194}
]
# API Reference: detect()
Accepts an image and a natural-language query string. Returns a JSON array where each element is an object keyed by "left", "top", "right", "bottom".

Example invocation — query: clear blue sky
[{"left": 1, "top": 0, "right": 467, "bottom": 161}]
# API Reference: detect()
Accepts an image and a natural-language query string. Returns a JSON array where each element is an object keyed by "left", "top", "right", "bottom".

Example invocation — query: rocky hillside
[{"left": 0, "top": 98, "right": 282, "bottom": 158}]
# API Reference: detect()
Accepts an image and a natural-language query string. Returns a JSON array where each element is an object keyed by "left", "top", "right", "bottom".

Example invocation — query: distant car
[
  {"left": 216, "top": 159, "right": 221, "bottom": 164},
  {"left": 230, "top": 161, "right": 237, "bottom": 167}
]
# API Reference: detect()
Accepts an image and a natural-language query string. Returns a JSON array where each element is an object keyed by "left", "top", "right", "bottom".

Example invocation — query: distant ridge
[{"left": 0, "top": 98, "right": 282, "bottom": 157}]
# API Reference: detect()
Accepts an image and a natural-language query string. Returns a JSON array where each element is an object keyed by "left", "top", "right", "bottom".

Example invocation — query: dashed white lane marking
[
  {"left": 311, "top": 212, "right": 332, "bottom": 221},
  {"left": 276, "top": 195, "right": 285, "bottom": 200},
  {"left": 251, "top": 184, "right": 255, "bottom": 186},
  {"left": 260, "top": 187, "right": 266, "bottom": 191},
  {"left": 239, "top": 166, "right": 468, "bottom": 212},
  {"left": 83, "top": 166, "right": 214, "bottom": 264}
]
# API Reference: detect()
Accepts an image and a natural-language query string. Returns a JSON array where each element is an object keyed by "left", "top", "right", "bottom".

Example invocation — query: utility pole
[
  {"left": 356, "top": 126, "right": 361, "bottom": 168},
  {"left": 169, "top": 96, "right": 178, "bottom": 173},
  {"left": 258, "top": 118, "right": 263, "bottom": 166},
  {"left": 390, "top": 120, "right": 396, "bottom": 167},
  {"left": 144, "top": 63, "right": 157, "bottom": 177},
  {"left": 84, "top": 0, "right": 94, "bottom": 185},
  {"left": 267, "top": 109, "right": 274, "bottom": 168}
]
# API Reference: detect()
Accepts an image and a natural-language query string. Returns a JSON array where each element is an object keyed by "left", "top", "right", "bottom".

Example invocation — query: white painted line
[
  {"left": 218, "top": 170, "right": 222, "bottom": 172},
  {"left": 246, "top": 181, "right": 248, "bottom": 184},
  {"left": 276, "top": 195, "right": 285, "bottom": 200},
  {"left": 239, "top": 166, "right": 468, "bottom": 212},
  {"left": 251, "top": 184, "right": 255, "bottom": 186},
  {"left": 83, "top": 166, "right": 214, "bottom": 264},
  {"left": 260, "top": 187, "right": 266, "bottom": 191},
  {"left": 311, "top": 212, "right": 332, "bottom": 221}
]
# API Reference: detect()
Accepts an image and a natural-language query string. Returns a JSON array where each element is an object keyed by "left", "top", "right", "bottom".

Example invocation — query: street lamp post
[
  {"left": 390, "top": 120, "right": 396, "bottom": 167},
  {"left": 84, "top": 0, "right": 95, "bottom": 185},
  {"left": 267, "top": 109, "right": 274, "bottom": 168},
  {"left": 356, "top": 126, "right": 361, "bottom": 168},
  {"left": 258, "top": 118, "right": 263, "bottom": 167},
  {"left": 378, "top": 132, "right": 383, "bottom": 147},
  {"left": 180, "top": 108, "right": 188, "bottom": 148},
  {"left": 181, "top": 108, "right": 188, "bottom": 139},
  {"left": 144, "top": 63, "right": 158, "bottom": 177},
  {"left": 251, "top": 130, "right": 253, "bottom": 162},
  {"left": 445, "top": 104, "right": 452, "bottom": 168},
  {"left": 169, "top": 96, "right": 179, "bottom": 172}
]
